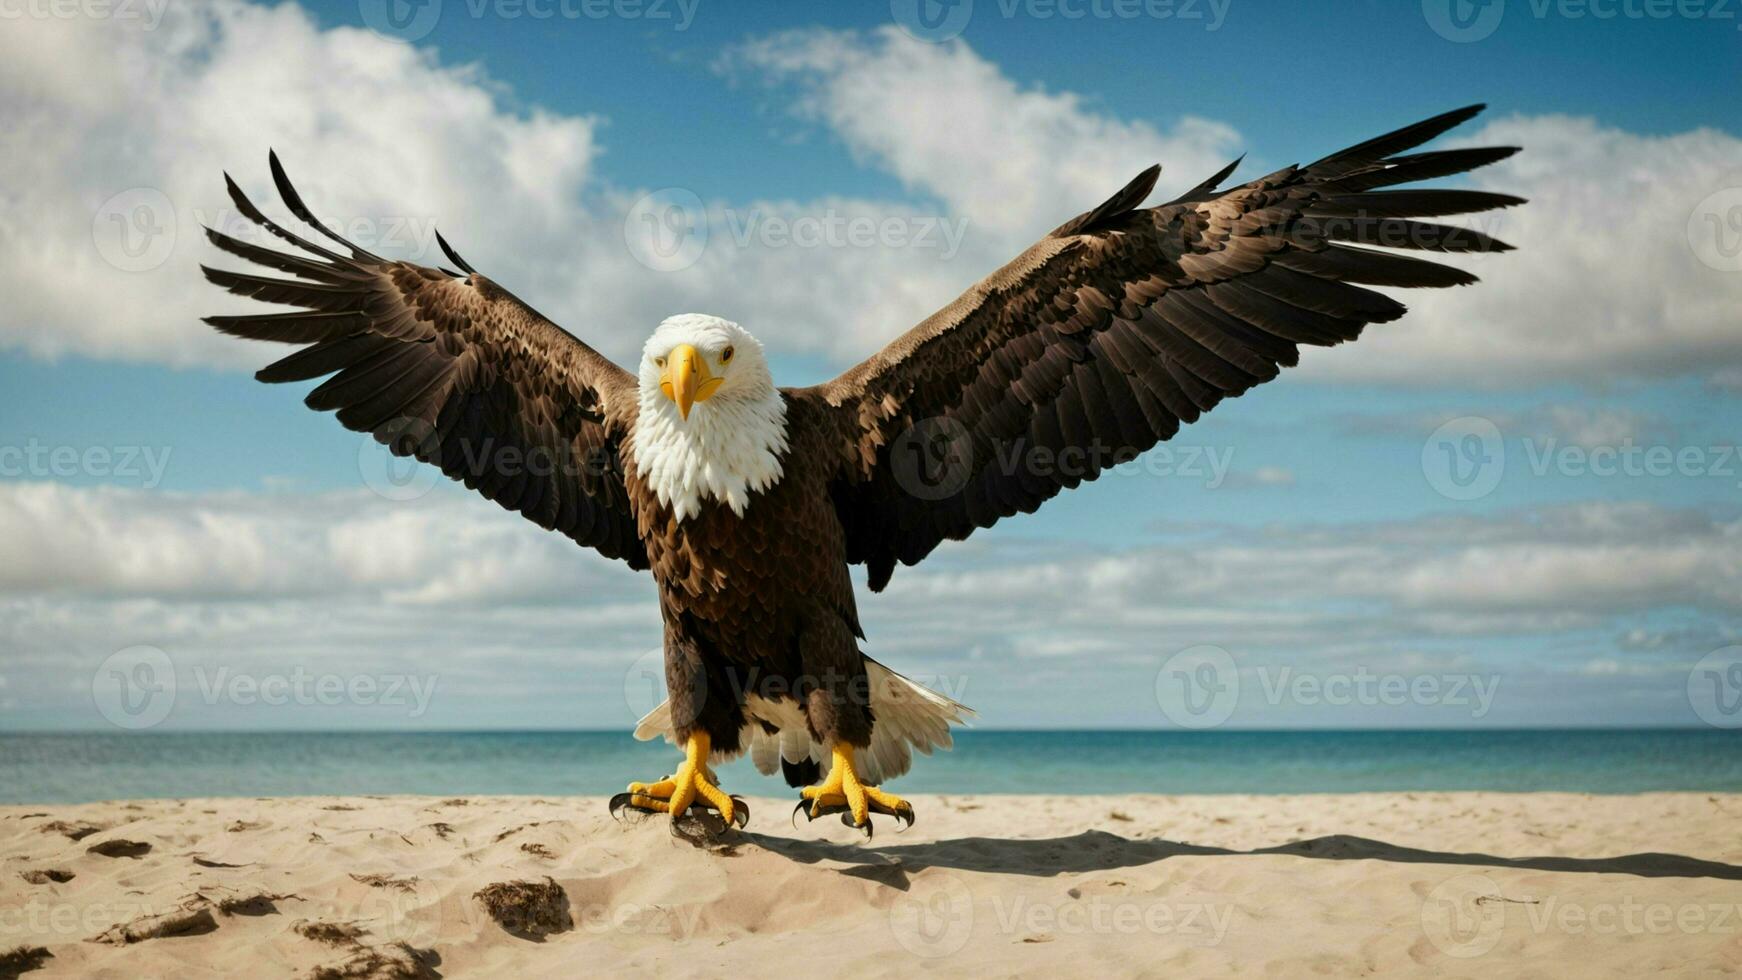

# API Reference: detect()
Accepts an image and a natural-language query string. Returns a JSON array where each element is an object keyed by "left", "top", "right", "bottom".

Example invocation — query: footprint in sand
[
  {"left": 39, "top": 821, "right": 102, "bottom": 842},
  {"left": 472, "top": 878, "right": 572, "bottom": 941},
  {"left": 85, "top": 839, "right": 152, "bottom": 859},
  {"left": 0, "top": 944, "right": 54, "bottom": 977}
]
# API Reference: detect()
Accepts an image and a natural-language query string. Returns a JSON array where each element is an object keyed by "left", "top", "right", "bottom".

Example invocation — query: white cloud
[
  {"left": 1, "top": 9, "right": 1738, "bottom": 391},
  {"left": 0, "top": 482, "right": 1732, "bottom": 728},
  {"left": 730, "top": 27, "right": 1240, "bottom": 244},
  {"left": 1305, "top": 114, "right": 1742, "bottom": 387},
  {"left": 0, "top": 480, "right": 645, "bottom": 603},
  {"left": 0, "top": 1, "right": 607, "bottom": 367}
]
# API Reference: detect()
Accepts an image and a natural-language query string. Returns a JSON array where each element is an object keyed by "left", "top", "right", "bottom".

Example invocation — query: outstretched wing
[
  {"left": 203, "top": 153, "right": 647, "bottom": 569},
  {"left": 798, "top": 105, "right": 1521, "bottom": 590}
]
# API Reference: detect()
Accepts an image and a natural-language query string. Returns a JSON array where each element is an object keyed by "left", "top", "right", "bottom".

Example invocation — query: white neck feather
[{"left": 631, "top": 383, "right": 789, "bottom": 521}]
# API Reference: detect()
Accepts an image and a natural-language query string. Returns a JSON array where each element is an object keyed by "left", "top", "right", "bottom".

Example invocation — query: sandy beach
[{"left": 3, "top": 792, "right": 1739, "bottom": 977}]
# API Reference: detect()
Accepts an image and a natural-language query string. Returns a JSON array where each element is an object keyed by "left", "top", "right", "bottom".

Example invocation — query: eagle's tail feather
[{"left": 631, "top": 657, "right": 975, "bottom": 786}]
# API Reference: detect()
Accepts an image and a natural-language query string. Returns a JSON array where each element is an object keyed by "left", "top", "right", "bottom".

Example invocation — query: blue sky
[{"left": 0, "top": 0, "right": 1739, "bottom": 733}]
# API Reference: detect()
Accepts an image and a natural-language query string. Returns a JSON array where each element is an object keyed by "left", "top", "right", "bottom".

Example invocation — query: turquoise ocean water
[{"left": 3, "top": 730, "right": 1739, "bottom": 804}]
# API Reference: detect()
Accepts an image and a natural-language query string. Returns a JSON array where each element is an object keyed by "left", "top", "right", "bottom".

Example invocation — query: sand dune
[{"left": 3, "top": 793, "right": 1740, "bottom": 977}]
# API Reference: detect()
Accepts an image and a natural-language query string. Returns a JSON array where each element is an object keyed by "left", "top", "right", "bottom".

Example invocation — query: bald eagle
[{"left": 203, "top": 105, "right": 1519, "bottom": 833}]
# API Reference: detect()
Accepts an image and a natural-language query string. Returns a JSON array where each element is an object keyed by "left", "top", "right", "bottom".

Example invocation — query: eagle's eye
[
  {"left": 654, "top": 356, "right": 666, "bottom": 368},
  {"left": 720, "top": 346, "right": 734, "bottom": 364}
]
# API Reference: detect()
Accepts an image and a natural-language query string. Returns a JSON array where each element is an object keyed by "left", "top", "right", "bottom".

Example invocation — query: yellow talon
[
  {"left": 627, "top": 777, "right": 676, "bottom": 797},
  {"left": 612, "top": 732, "right": 740, "bottom": 827},
  {"left": 800, "top": 744, "right": 913, "bottom": 829}
]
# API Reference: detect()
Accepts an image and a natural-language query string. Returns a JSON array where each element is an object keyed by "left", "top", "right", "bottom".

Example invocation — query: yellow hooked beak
[{"left": 660, "top": 344, "right": 723, "bottom": 420}]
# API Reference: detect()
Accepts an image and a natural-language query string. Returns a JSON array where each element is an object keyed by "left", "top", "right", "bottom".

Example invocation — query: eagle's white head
[{"left": 631, "top": 314, "right": 788, "bottom": 520}]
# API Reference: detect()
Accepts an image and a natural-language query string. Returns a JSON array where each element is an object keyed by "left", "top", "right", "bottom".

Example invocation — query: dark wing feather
[
  {"left": 202, "top": 156, "right": 647, "bottom": 569},
  {"left": 798, "top": 105, "right": 1520, "bottom": 590}
]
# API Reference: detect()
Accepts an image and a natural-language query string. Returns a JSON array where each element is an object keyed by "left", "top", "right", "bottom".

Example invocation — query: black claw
[
  {"left": 839, "top": 810, "right": 874, "bottom": 838},
  {"left": 792, "top": 794, "right": 914, "bottom": 836},
  {"left": 669, "top": 812, "right": 710, "bottom": 842},
  {"left": 610, "top": 791, "right": 747, "bottom": 833},
  {"left": 607, "top": 792, "right": 638, "bottom": 821},
  {"left": 888, "top": 802, "right": 916, "bottom": 832}
]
